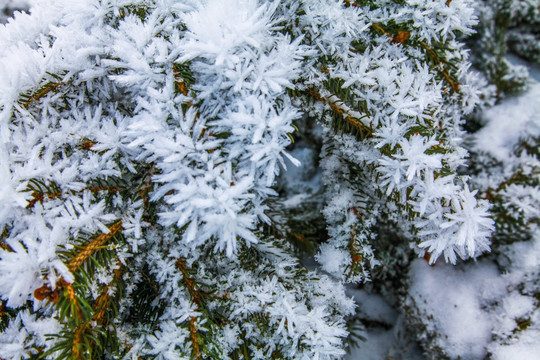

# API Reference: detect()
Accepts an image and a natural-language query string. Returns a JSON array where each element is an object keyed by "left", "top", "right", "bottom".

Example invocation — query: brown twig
[
  {"left": 23, "top": 82, "right": 62, "bottom": 108},
  {"left": 173, "top": 65, "right": 189, "bottom": 96},
  {"left": 81, "top": 139, "right": 96, "bottom": 151},
  {"left": 176, "top": 258, "right": 202, "bottom": 306},
  {"left": 68, "top": 221, "right": 123, "bottom": 273},
  {"left": 0, "top": 240, "right": 13, "bottom": 252},
  {"left": 306, "top": 88, "right": 373, "bottom": 136},
  {"left": 349, "top": 228, "right": 363, "bottom": 265},
  {"left": 68, "top": 262, "right": 124, "bottom": 357},
  {"left": 420, "top": 41, "right": 460, "bottom": 92},
  {"left": 372, "top": 23, "right": 391, "bottom": 37},
  {"left": 72, "top": 322, "right": 87, "bottom": 358},
  {"left": 189, "top": 316, "right": 202, "bottom": 360},
  {"left": 177, "top": 258, "right": 202, "bottom": 359},
  {"left": 371, "top": 23, "right": 410, "bottom": 44},
  {"left": 27, "top": 185, "right": 119, "bottom": 209},
  {"left": 93, "top": 263, "right": 124, "bottom": 324},
  {"left": 139, "top": 163, "right": 155, "bottom": 209},
  {"left": 343, "top": 0, "right": 359, "bottom": 7}
]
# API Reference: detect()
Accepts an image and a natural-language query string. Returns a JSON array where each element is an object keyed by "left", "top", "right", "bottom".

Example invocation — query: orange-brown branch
[
  {"left": 306, "top": 88, "right": 373, "bottom": 136},
  {"left": 27, "top": 185, "right": 119, "bottom": 209},
  {"left": 371, "top": 23, "right": 410, "bottom": 44},
  {"left": 81, "top": 139, "right": 96, "bottom": 151},
  {"left": 68, "top": 221, "right": 123, "bottom": 273},
  {"left": 173, "top": 65, "right": 189, "bottom": 96},
  {"left": 189, "top": 316, "right": 201, "bottom": 360},
  {"left": 72, "top": 322, "right": 87, "bottom": 358},
  {"left": 290, "top": 232, "right": 307, "bottom": 244},
  {"left": 33, "top": 222, "right": 122, "bottom": 303},
  {"left": 68, "top": 263, "right": 124, "bottom": 358},
  {"left": 177, "top": 258, "right": 203, "bottom": 359},
  {"left": 176, "top": 258, "right": 202, "bottom": 306},
  {"left": 0, "top": 240, "right": 13, "bottom": 252},
  {"left": 23, "top": 82, "right": 62, "bottom": 108},
  {"left": 372, "top": 23, "right": 391, "bottom": 38},
  {"left": 372, "top": 24, "right": 457, "bottom": 92},
  {"left": 349, "top": 228, "right": 363, "bottom": 265},
  {"left": 420, "top": 41, "right": 460, "bottom": 92},
  {"left": 92, "top": 263, "right": 124, "bottom": 324},
  {"left": 343, "top": 0, "right": 359, "bottom": 7},
  {"left": 139, "top": 163, "right": 155, "bottom": 209},
  {"left": 58, "top": 261, "right": 123, "bottom": 358}
]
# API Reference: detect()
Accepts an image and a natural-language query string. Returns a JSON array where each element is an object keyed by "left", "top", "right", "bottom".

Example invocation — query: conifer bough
[{"left": 0, "top": 0, "right": 493, "bottom": 359}]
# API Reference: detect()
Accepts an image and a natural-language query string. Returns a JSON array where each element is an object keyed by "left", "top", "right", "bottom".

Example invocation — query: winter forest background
[{"left": 0, "top": 1, "right": 539, "bottom": 359}]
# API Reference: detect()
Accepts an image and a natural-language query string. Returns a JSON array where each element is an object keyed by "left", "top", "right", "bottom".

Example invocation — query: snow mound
[{"left": 475, "top": 82, "right": 540, "bottom": 161}]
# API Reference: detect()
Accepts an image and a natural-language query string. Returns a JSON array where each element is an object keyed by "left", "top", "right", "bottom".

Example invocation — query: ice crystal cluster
[{"left": 0, "top": 0, "right": 503, "bottom": 359}]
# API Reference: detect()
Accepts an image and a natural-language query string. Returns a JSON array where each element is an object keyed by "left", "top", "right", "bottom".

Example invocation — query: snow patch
[
  {"left": 475, "top": 82, "right": 540, "bottom": 161},
  {"left": 408, "top": 259, "right": 507, "bottom": 359}
]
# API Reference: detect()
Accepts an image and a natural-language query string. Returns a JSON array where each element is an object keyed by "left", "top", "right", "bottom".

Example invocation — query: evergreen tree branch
[
  {"left": 420, "top": 41, "right": 460, "bottom": 92},
  {"left": 26, "top": 179, "right": 120, "bottom": 209},
  {"left": 22, "top": 81, "right": 63, "bottom": 109},
  {"left": 176, "top": 257, "right": 204, "bottom": 359},
  {"left": 0, "top": 240, "right": 12, "bottom": 253},
  {"left": 306, "top": 88, "right": 373, "bottom": 138},
  {"left": 371, "top": 21, "right": 459, "bottom": 92},
  {"left": 68, "top": 221, "right": 123, "bottom": 273}
]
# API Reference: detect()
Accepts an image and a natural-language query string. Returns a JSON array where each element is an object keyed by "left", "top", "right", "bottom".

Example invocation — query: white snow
[
  {"left": 475, "top": 81, "right": 540, "bottom": 161},
  {"left": 407, "top": 230, "right": 540, "bottom": 360},
  {"left": 346, "top": 289, "right": 398, "bottom": 325},
  {"left": 346, "top": 289, "right": 424, "bottom": 360},
  {"left": 408, "top": 259, "right": 507, "bottom": 359},
  {"left": 491, "top": 341, "right": 540, "bottom": 360},
  {"left": 346, "top": 328, "right": 395, "bottom": 360}
]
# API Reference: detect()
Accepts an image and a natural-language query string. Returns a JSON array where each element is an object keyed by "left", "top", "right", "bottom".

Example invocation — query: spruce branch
[
  {"left": 47, "top": 261, "right": 125, "bottom": 360},
  {"left": 0, "top": 301, "right": 5, "bottom": 328},
  {"left": 25, "top": 179, "right": 120, "bottom": 209},
  {"left": 0, "top": 240, "right": 12, "bottom": 253},
  {"left": 306, "top": 88, "right": 373, "bottom": 139},
  {"left": 189, "top": 316, "right": 202, "bottom": 360},
  {"left": 92, "top": 263, "right": 124, "bottom": 325},
  {"left": 21, "top": 81, "right": 63, "bottom": 109},
  {"left": 371, "top": 21, "right": 460, "bottom": 92},
  {"left": 176, "top": 258, "right": 203, "bottom": 307},
  {"left": 68, "top": 221, "right": 123, "bottom": 273},
  {"left": 371, "top": 23, "right": 410, "bottom": 45},
  {"left": 176, "top": 258, "right": 204, "bottom": 359},
  {"left": 0, "top": 1, "right": 503, "bottom": 358},
  {"left": 420, "top": 41, "right": 460, "bottom": 93},
  {"left": 173, "top": 64, "right": 191, "bottom": 96}
]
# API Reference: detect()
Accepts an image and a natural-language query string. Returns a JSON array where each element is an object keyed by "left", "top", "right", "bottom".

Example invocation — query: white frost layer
[
  {"left": 488, "top": 231, "right": 540, "bottom": 360},
  {"left": 491, "top": 342, "right": 540, "bottom": 360},
  {"left": 346, "top": 328, "right": 394, "bottom": 360},
  {"left": 345, "top": 287, "right": 424, "bottom": 360},
  {"left": 408, "top": 231, "right": 540, "bottom": 360},
  {"left": 0, "top": 0, "right": 30, "bottom": 24},
  {"left": 346, "top": 288, "right": 397, "bottom": 325},
  {"left": 408, "top": 259, "right": 507, "bottom": 359},
  {"left": 475, "top": 81, "right": 540, "bottom": 161}
]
